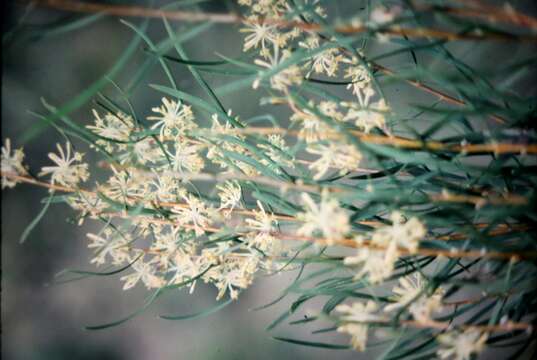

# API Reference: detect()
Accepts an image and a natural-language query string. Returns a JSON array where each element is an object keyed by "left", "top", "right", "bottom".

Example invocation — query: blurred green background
[{"left": 2, "top": 1, "right": 536, "bottom": 359}]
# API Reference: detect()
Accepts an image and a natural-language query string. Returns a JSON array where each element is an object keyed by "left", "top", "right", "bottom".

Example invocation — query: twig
[
  {"left": 3, "top": 172, "right": 534, "bottom": 260},
  {"left": 28, "top": 0, "right": 537, "bottom": 42}
]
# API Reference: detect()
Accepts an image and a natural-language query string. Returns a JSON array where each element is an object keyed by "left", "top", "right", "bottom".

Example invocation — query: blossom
[
  {"left": 1, "top": 138, "right": 27, "bottom": 189},
  {"left": 87, "top": 110, "right": 134, "bottom": 152},
  {"left": 344, "top": 238, "right": 399, "bottom": 283},
  {"left": 344, "top": 62, "right": 375, "bottom": 105},
  {"left": 343, "top": 99, "right": 389, "bottom": 133},
  {"left": 147, "top": 97, "right": 196, "bottom": 140},
  {"left": 167, "top": 246, "right": 202, "bottom": 292},
  {"left": 171, "top": 194, "right": 211, "bottom": 237},
  {"left": 244, "top": 200, "right": 280, "bottom": 253},
  {"left": 203, "top": 252, "right": 259, "bottom": 300},
  {"left": 100, "top": 167, "right": 150, "bottom": 202},
  {"left": 296, "top": 189, "right": 350, "bottom": 243},
  {"left": 437, "top": 329, "right": 488, "bottom": 360},
  {"left": 240, "top": 19, "right": 277, "bottom": 52},
  {"left": 245, "top": 200, "right": 277, "bottom": 234},
  {"left": 257, "top": 134, "right": 294, "bottom": 170},
  {"left": 372, "top": 211, "right": 426, "bottom": 253},
  {"left": 384, "top": 273, "right": 444, "bottom": 322},
  {"left": 291, "top": 106, "right": 331, "bottom": 143},
  {"left": 299, "top": 36, "right": 343, "bottom": 77},
  {"left": 253, "top": 45, "right": 303, "bottom": 91},
  {"left": 39, "top": 142, "right": 89, "bottom": 188},
  {"left": 86, "top": 230, "right": 130, "bottom": 266},
  {"left": 216, "top": 181, "right": 242, "bottom": 217},
  {"left": 344, "top": 212, "right": 426, "bottom": 283},
  {"left": 120, "top": 255, "right": 165, "bottom": 290},
  {"left": 166, "top": 140, "right": 204, "bottom": 174},
  {"left": 370, "top": 6, "right": 402, "bottom": 26},
  {"left": 335, "top": 301, "right": 384, "bottom": 351},
  {"left": 68, "top": 192, "right": 107, "bottom": 225},
  {"left": 307, "top": 142, "right": 363, "bottom": 180}
]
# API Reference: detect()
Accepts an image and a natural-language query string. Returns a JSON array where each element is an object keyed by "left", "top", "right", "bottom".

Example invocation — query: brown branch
[
  {"left": 28, "top": 0, "right": 537, "bottom": 42},
  {"left": 194, "top": 126, "right": 537, "bottom": 155},
  {"left": 27, "top": 0, "right": 518, "bottom": 123},
  {"left": 399, "top": 319, "right": 533, "bottom": 332},
  {"left": 3, "top": 172, "right": 534, "bottom": 260}
]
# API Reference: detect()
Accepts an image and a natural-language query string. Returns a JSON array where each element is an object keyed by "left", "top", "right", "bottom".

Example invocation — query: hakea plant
[{"left": 2, "top": 0, "right": 537, "bottom": 359}]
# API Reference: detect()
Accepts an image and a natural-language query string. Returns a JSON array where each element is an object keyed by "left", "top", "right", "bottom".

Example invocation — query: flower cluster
[
  {"left": 239, "top": 0, "right": 391, "bottom": 180},
  {"left": 344, "top": 211, "right": 426, "bottom": 283},
  {"left": 1, "top": 138, "right": 27, "bottom": 189}
]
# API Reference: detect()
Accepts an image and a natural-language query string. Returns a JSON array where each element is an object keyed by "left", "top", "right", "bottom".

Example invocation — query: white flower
[
  {"left": 253, "top": 45, "right": 303, "bottom": 91},
  {"left": 86, "top": 231, "right": 130, "bottom": 266},
  {"left": 207, "top": 254, "right": 259, "bottom": 300},
  {"left": 87, "top": 110, "right": 134, "bottom": 152},
  {"left": 240, "top": 20, "right": 277, "bottom": 52},
  {"left": 39, "top": 142, "right": 89, "bottom": 188},
  {"left": 336, "top": 300, "right": 384, "bottom": 351},
  {"left": 67, "top": 192, "right": 107, "bottom": 225},
  {"left": 299, "top": 37, "right": 343, "bottom": 77},
  {"left": 166, "top": 140, "right": 204, "bottom": 174},
  {"left": 290, "top": 105, "right": 331, "bottom": 143},
  {"left": 343, "top": 99, "right": 389, "bottom": 133},
  {"left": 344, "top": 213, "right": 426, "bottom": 283},
  {"left": 100, "top": 167, "right": 149, "bottom": 202},
  {"left": 372, "top": 211, "right": 426, "bottom": 253},
  {"left": 437, "top": 329, "right": 488, "bottom": 360},
  {"left": 245, "top": 200, "right": 277, "bottom": 234},
  {"left": 307, "top": 142, "right": 363, "bottom": 180},
  {"left": 344, "top": 238, "right": 399, "bottom": 283},
  {"left": 167, "top": 247, "right": 202, "bottom": 293},
  {"left": 344, "top": 63, "right": 375, "bottom": 105},
  {"left": 384, "top": 273, "right": 444, "bottom": 322},
  {"left": 120, "top": 255, "right": 165, "bottom": 290},
  {"left": 370, "top": 6, "right": 401, "bottom": 26},
  {"left": 1, "top": 138, "right": 27, "bottom": 189},
  {"left": 297, "top": 189, "right": 350, "bottom": 243},
  {"left": 216, "top": 181, "right": 242, "bottom": 217},
  {"left": 148, "top": 97, "right": 196, "bottom": 141},
  {"left": 257, "top": 134, "right": 294, "bottom": 170},
  {"left": 171, "top": 194, "right": 211, "bottom": 237}
]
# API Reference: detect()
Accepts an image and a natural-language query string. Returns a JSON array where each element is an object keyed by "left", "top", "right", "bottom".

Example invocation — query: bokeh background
[{"left": 2, "top": 1, "right": 536, "bottom": 359}]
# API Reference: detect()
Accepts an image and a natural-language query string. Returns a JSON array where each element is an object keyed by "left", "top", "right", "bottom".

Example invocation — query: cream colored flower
[
  {"left": 171, "top": 194, "right": 211, "bottom": 237},
  {"left": 1, "top": 138, "right": 27, "bottom": 189},
  {"left": 253, "top": 45, "right": 303, "bottom": 91},
  {"left": 166, "top": 140, "right": 204, "bottom": 174},
  {"left": 336, "top": 300, "right": 384, "bottom": 351},
  {"left": 167, "top": 247, "right": 202, "bottom": 293},
  {"left": 39, "top": 142, "right": 89, "bottom": 188},
  {"left": 344, "top": 238, "right": 399, "bottom": 283},
  {"left": 120, "top": 255, "right": 165, "bottom": 290},
  {"left": 86, "top": 231, "right": 130, "bottom": 266},
  {"left": 216, "top": 181, "right": 242, "bottom": 217},
  {"left": 343, "top": 99, "right": 389, "bottom": 133},
  {"left": 297, "top": 189, "right": 350, "bottom": 243},
  {"left": 437, "top": 329, "right": 488, "bottom": 360},
  {"left": 384, "top": 273, "right": 444, "bottom": 322},
  {"left": 257, "top": 134, "right": 294, "bottom": 170},
  {"left": 245, "top": 200, "right": 277, "bottom": 234},
  {"left": 100, "top": 167, "right": 149, "bottom": 202},
  {"left": 299, "top": 37, "right": 343, "bottom": 77},
  {"left": 344, "top": 62, "right": 375, "bottom": 105},
  {"left": 87, "top": 110, "right": 134, "bottom": 152},
  {"left": 372, "top": 211, "right": 426, "bottom": 253},
  {"left": 240, "top": 19, "right": 277, "bottom": 52},
  {"left": 148, "top": 97, "right": 196, "bottom": 141},
  {"left": 307, "top": 142, "right": 362, "bottom": 180}
]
